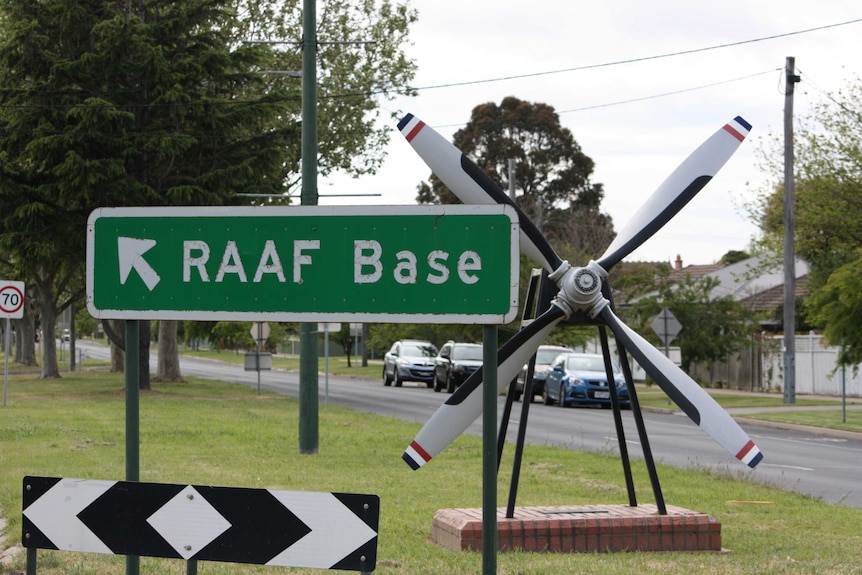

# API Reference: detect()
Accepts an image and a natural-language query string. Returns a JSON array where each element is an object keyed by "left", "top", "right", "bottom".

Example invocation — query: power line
[
  {"left": 556, "top": 69, "right": 781, "bottom": 115},
  {"left": 428, "top": 68, "right": 780, "bottom": 129},
  {"left": 408, "top": 17, "right": 862, "bottom": 93}
]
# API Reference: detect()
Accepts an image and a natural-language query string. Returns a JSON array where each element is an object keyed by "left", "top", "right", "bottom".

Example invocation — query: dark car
[
  {"left": 433, "top": 341, "right": 483, "bottom": 393},
  {"left": 383, "top": 340, "right": 438, "bottom": 387},
  {"left": 513, "top": 345, "right": 574, "bottom": 401},
  {"left": 543, "top": 352, "right": 630, "bottom": 408}
]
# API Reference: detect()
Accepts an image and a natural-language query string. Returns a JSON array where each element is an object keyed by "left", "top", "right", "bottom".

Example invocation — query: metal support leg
[
  {"left": 599, "top": 327, "right": 637, "bottom": 507},
  {"left": 617, "top": 343, "right": 667, "bottom": 514}
]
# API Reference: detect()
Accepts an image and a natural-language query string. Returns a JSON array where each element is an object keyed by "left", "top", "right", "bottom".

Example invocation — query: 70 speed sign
[{"left": 0, "top": 281, "right": 25, "bottom": 319}]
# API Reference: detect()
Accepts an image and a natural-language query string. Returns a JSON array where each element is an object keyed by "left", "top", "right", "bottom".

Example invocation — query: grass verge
[
  {"left": 1, "top": 371, "right": 861, "bottom": 574},
  {"left": 739, "top": 409, "right": 862, "bottom": 434}
]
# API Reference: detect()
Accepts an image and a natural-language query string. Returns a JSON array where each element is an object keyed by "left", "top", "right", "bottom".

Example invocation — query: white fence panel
[{"left": 764, "top": 333, "right": 862, "bottom": 397}]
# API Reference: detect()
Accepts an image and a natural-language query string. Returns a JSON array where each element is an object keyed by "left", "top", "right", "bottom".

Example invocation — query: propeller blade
[
  {"left": 598, "top": 305, "right": 762, "bottom": 468},
  {"left": 403, "top": 305, "right": 567, "bottom": 470},
  {"left": 596, "top": 117, "right": 751, "bottom": 271},
  {"left": 398, "top": 113, "right": 563, "bottom": 274}
]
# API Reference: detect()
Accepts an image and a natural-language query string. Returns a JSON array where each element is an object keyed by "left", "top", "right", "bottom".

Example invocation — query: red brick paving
[{"left": 431, "top": 504, "right": 721, "bottom": 553}]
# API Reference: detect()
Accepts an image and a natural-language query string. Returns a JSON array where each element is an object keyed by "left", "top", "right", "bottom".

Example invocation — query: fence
[{"left": 686, "top": 332, "right": 862, "bottom": 397}]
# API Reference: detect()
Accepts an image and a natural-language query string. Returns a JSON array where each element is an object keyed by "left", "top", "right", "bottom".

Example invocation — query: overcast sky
[{"left": 319, "top": 1, "right": 861, "bottom": 265}]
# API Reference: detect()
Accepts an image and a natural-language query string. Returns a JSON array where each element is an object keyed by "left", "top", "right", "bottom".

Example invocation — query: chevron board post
[{"left": 22, "top": 477, "right": 379, "bottom": 572}]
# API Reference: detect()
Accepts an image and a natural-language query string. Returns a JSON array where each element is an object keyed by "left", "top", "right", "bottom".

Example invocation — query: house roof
[{"left": 703, "top": 253, "right": 809, "bottom": 312}]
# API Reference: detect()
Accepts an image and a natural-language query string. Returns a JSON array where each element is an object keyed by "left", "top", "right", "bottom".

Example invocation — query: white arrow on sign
[
  {"left": 267, "top": 491, "right": 377, "bottom": 569},
  {"left": 23, "top": 478, "right": 115, "bottom": 553},
  {"left": 118, "top": 237, "right": 161, "bottom": 291}
]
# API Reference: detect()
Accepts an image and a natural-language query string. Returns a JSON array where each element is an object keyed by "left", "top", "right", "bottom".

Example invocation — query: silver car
[
  {"left": 382, "top": 340, "right": 438, "bottom": 388},
  {"left": 513, "top": 345, "right": 573, "bottom": 401}
]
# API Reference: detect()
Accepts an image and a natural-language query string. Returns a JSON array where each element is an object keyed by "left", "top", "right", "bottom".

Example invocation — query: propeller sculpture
[{"left": 397, "top": 113, "right": 763, "bottom": 472}]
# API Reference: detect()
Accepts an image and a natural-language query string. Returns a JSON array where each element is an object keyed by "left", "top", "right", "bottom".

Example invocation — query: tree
[
  {"left": 416, "top": 96, "right": 614, "bottom": 259},
  {"left": 806, "top": 249, "right": 862, "bottom": 365},
  {"left": 753, "top": 77, "right": 862, "bottom": 363},
  {"left": 211, "top": 321, "right": 254, "bottom": 351},
  {"left": 625, "top": 272, "right": 751, "bottom": 373},
  {"left": 331, "top": 325, "right": 355, "bottom": 367},
  {"left": 0, "top": 0, "right": 417, "bottom": 383}
]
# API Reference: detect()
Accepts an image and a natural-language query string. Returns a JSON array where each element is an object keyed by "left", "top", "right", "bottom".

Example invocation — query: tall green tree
[
  {"left": 753, "top": 77, "right": 862, "bottom": 364},
  {"left": 0, "top": 0, "right": 417, "bottom": 382},
  {"left": 416, "top": 96, "right": 615, "bottom": 261}
]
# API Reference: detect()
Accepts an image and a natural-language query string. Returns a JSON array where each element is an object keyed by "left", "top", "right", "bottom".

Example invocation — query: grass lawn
[
  {"left": 633, "top": 388, "right": 848, "bottom": 410},
  {"left": 739, "top": 409, "right": 862, "bottom": 434},
  {"left": 1, "top": 371, "right": 861, "bottom": 574},
  {"left": 180, "top": 347, "right": 383, "bottom": 380}
]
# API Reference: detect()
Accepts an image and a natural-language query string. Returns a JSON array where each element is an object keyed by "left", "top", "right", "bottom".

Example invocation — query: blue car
[{"left": 542, "top": 353, "right": 630, "bottom": 408}]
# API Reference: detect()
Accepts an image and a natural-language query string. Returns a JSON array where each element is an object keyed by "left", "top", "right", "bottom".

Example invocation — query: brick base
[{"left": 431, "top": 504, "right": 721, "bottom": 553}]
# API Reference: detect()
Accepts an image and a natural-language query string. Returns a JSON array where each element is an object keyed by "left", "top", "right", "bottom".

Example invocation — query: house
[
  {"left": 662, "top": 253, "right": 809, "bottom": 325},
  {"left": 699, "top": 253, "right": 809, "bottom": 328}
]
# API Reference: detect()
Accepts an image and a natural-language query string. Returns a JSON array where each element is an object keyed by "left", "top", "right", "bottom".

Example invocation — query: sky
[{"left": 318, "top": 1, "right": 862, "bottom": 265}]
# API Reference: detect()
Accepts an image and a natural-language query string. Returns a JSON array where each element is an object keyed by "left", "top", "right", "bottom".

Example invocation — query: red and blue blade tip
[{"left": 737, "top": 440, "right": 763, "bottom": 468}]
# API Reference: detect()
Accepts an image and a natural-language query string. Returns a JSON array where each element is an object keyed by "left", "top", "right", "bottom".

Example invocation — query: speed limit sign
[{"left": 0, "top": 281, "right": 25, "bottom": 319}]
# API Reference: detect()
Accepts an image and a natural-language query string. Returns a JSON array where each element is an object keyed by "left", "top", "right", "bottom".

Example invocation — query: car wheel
[
  {"left": 446, "top": 372, "right": 456, "bottom": 394},
  {"left": 434, "top": 374, "right": 443, "bottom": 392},
  {"left": 383, "top": 368, "right": 392, "bottom": 387},
  {"left": 425, "top": 379, "right": 434, "bottom": 389},
  {"left": 394, "top": 371, "right": 403, "bottom": 387},
  {"left": 542, "top": 385, "right": 553, "bottom": 405},
  {"left": 557, "top": 384, "right": 567, "bottom": 407}
]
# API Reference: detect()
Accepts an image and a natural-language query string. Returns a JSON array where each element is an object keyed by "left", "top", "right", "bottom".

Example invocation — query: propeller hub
[
  {"left": 573, "top": 268, "right": 599, "bottom": 293},
  {"left": 557, "top": 266, "right": 609, "bottom": 318}
]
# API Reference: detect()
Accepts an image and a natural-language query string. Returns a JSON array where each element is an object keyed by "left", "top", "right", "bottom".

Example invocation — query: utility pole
[
  {"left": 507, "top": 158, "right": 516, "bottom": 201},
  {"left": 783, "top": 56, "right": 801, "bottom": 404},
  {"left": 298, "top": 0, "right": 320, "bottom": 452}
]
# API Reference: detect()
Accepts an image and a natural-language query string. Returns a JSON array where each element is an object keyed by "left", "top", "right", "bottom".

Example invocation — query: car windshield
[
  {"left": 402, "top": 344, "right": 436, "bottom": 358},
  {"left": 453, "top": 346, "right": 483, "bottom": 361},
  {"left": 566, "top": 355, "right": 618, "bottom": 373},
  {"left": 536, "top": 348, "right": 567, "bottom": 364}
]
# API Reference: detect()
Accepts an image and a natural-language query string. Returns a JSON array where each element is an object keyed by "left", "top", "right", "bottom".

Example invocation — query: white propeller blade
[
  {"left": 403, "top": 306, "right": 567, "bottom": 470},
  {"left": 398, "top": 113, "right": 761, "bottom": 470},
  {"left": 398, "top": 113, "right": 563, "bottom": 274},
  {"left": 599, "top": 305, "right": 763, "bottom": 468},
  {"left": 596, "top": 117, "right": 751, "bottom": 271}
]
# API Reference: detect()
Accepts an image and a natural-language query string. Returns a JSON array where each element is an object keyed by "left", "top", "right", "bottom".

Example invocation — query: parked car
[
  {"left": 434, "top": 341, "right": 483, "bottom": 393},
  {"left": 513, "top": 345, "right": 574, "bottom": 401},
  {"left": 383, "top": 340, "right": 439, "bottom": 387},
  {"left": 542, "top": 352, "right": 630, "bottom": 408}
]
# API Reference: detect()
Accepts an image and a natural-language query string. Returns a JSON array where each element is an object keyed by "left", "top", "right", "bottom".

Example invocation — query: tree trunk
[
  {"left": 155, "top": 320, "right": 183, "bottom": 382},
  {"left": 35, "top": 278, "right": 61, "bottom": 379},
  {"left": 105, "top": 319, "right": 125, "bottom": 372},
  {"left": 139, "top": 320, "right": 151, "bottom": 390},
  {"left": 361, "top": 323, "right": 369, "bottom": 367},
  {"left": 13, "top": 300, "right": 38, "bottom": 366}
]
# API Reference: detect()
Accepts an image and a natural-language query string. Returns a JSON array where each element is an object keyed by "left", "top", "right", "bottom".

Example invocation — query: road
[{"left": 77, "top": 341, "right": 862, "bottom": 509}]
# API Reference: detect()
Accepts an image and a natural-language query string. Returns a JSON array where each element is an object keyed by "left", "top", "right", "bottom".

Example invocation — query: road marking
[{"left": 759, "top": 463, "right": 815, "bottom": 472}]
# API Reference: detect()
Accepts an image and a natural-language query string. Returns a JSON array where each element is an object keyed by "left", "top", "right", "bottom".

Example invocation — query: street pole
[
  {"left": 125, "top": 320, "right": 140, "bottom": 575},
  {"left": 256, "top": 322, "right": 262, "bottom": 396},
  {"left": 3, "top": 318, "right": 10, "bottom": 407},
  {"left": 298, "top": 0, "right": 320, "bottom": 454},
  {"left": 783, "top": 56, "right": 800, "bottom": 404},
  {"left": 482, "top": 325, "right": 498, "bottom": 575}
]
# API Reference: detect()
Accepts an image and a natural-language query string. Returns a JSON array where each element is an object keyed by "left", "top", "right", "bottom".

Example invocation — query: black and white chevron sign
[{"left": 22, "top": 476, "right": 378, "bottom": 572}]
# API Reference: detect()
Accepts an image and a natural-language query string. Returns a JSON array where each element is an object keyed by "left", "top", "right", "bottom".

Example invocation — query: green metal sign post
[{"left": 87, "top": 205, "right": 519, "bottom": 323}]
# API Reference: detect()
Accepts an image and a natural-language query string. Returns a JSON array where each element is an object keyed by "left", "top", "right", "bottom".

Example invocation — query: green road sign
[{"left": 87, "top": 205, "right": 519, "bottom": 324}]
